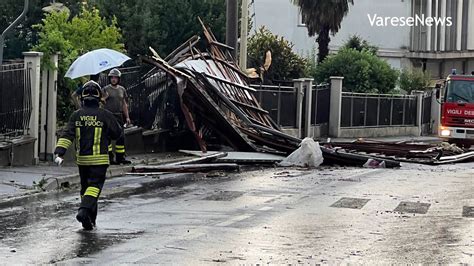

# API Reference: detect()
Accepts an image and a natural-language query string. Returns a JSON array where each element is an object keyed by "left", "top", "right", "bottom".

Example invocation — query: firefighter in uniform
[
  {"left": 54, "top": 81, "right": 122, "bottom": 230},
  {"left": 102, "top": 68, "right": 132, "bottom": 164}
]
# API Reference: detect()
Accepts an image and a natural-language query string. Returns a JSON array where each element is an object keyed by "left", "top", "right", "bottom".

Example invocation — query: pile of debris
[
  {"left": 132, "top": 150, "right": 285, "bottom": 174},
  {"left": 133, "top": 20, "right": 473, "bottom": 170},
  {"left": 321, "top": 139, "right": 474, "bottom": 165},
  {"left": 141, "top": 19, "right": 300, "bottom": 156}
]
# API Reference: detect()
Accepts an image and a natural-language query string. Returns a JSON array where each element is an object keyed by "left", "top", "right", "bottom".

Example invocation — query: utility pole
[
  {"left": 226, "top": 0, "right": 238, "bottom": 59},
  {"left": 239, "top": 0, "right": 249, "bottom": 70},
  {"left": 0, "top": 0, "right": 29, "bottom": 65}
]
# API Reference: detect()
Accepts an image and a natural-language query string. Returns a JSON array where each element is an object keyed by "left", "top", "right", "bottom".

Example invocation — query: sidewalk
[{"left": 0, "top": 152, "right": 192, "bottom": 201}]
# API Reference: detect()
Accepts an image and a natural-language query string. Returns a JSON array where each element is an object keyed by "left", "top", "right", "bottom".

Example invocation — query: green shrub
[
  {"left": 398, "top": 68, "right": 432, "bottom": 93},
  {"left": 342, "top": 35, "right": 378, "bottom": 55},
  {"left": 313, "top": 48, "right": 398, "bottom": 93},
  {"left": 247, "top": 26, "right": 308, "bottom": 82}
]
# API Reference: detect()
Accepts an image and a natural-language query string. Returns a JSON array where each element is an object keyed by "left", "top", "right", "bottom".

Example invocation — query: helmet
[
  {"left": 81, "top": 80, "right": 102, "bottom": 102},
  {"left": 108, "top": 68, "right": 122, "bottom": 78}
]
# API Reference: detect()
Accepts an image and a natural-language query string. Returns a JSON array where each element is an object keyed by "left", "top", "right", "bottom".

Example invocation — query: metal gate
[
  {"left": 0, "top": 63, "right": 32, "bottom": 139},
  {"left": 421, "top": 91, "right": 433, "bottom": 135}
]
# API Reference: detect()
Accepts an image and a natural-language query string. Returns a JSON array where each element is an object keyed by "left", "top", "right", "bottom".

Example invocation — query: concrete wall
[
  {"left": 282, "top": 124, "right": 328, "bottom": 139},
  {"left": 281, "top": 128, "right": 300, "bottom": 139},
  {"left": 0, "top": 137, "right": 36, "bottom": 166},
  {"left": 469, "top": 0, "right": 474, "bottom": 50},
  {"left": 338, "top": 126, "right": 420, "bottom": 138},
  {"left": 312, "top": 124, "right": 329, "bottom": 138},
  {"left": 423, "top": 58, "right": 474, "bottom": 79}
]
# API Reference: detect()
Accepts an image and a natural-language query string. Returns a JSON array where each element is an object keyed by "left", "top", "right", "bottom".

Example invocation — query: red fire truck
[{"left": 438, "top": 72, "right": 474, "bottom": 148}]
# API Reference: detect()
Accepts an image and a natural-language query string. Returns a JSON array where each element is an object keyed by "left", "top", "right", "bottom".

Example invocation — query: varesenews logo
[{"left": 368, "top": 14, "right": 452, "bottom": 27}]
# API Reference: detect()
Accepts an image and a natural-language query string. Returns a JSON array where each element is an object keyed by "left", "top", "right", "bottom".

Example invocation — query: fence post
[
  {"left": 40, "top": 53, "right": 58, "bottom": 161},
  {"left": 23, "top": 51, "right": 43, "bottom": 165},
  {"left": 329, "top": 76, "right": 343, "bottom": 138},
  {"left": 431, "top": 89, "right": 440, "bottom": 135},
  {"left": 294, "top": 78, "right": 304, "bottom": 138},
  {"left": 303, "top": 78, "right": 313, "bottom": 138},
  {"left": 416, "top": 92, "right": 423, "bottom": 136}
]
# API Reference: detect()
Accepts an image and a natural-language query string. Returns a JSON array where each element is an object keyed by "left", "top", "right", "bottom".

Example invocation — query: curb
[
  {"left": 43, "top": 165, "right": 134, "bottom": 191},
  {"left": 0, "top": 170, "right": 204, "bottom": 209}
]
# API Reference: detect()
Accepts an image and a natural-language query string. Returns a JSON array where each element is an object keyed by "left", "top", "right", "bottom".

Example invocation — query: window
[{"left": 445, "top": 80, "right": 474, "bottom": 103}]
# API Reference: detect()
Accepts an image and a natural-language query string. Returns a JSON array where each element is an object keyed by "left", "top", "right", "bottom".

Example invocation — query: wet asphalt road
[{"left": 0, "top": 163, "right": 472, "bottom": 264}]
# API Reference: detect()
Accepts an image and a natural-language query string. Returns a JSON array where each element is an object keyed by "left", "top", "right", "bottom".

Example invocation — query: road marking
[{"left": 216, "top": 214, "right": 253, "bottom": 227}]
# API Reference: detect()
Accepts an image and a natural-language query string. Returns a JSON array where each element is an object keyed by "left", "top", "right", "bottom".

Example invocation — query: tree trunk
[{"left": 316, "top": 26, "right": 330, "bottom": 63}]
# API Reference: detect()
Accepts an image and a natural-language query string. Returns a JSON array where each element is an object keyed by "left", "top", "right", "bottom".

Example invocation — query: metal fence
[
  {"left": 421, "top": 91, "right": 433, "bottom": 135},
  {"left": 341, "top": 92, "right": 418, "bottom": 128},
  {"left": 99, "top": 66, "right": 182, "bottom": 130},
  {"left": 250, "top": 82, "right": 331, "bottom": 129},
  {"left": 310, "top": 84, "right": 330, "bottom": 125},
  {"left": 251, "top": 83, "right": 297, "bottom": 128},
  {"left": 0, "top": 63, "right": 32, "bottom": 138},
  {"left": 422, "top": 91, "right": 432, "bottom": 125}
]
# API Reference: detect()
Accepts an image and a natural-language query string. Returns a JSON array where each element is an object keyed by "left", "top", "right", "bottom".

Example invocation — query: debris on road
[
  {"left": 320, "top": 146, "right": 401, "bottom": 168},
  {"left": 132, "top": 163, "right": 239, "bottom": 173},
  {"left": 363, "top": 159, "right": 386, "bottom": 168},
  {"left": 321, "top": 139, "right": 474, "bottom": 165},
  {"left": 179, "top": 150, "right": 285, "bottom": 164},
  {"left": 278, "top": 138, "right": 323, "bottom": 168},
  {"left": 166, "top": 152, "right": 228, "bottom": 166},
  {"left": 132, "top": 20, "right": 474, "bottom": 169}
]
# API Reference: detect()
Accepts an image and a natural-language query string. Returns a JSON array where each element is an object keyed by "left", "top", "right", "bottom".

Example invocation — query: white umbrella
[{"left": 65, "top": 48, "right": 131, "bottom": 79}]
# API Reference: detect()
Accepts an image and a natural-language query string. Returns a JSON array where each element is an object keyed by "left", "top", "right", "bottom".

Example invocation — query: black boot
[
  {"left": 116, "top": 153, "right": 131, "bottom": 165},
  {"left": 76, "top": 208, "right": 94, "bottom": 230},
  {"left": 109, "top": 152, "right": 119, "bottom": 165}
]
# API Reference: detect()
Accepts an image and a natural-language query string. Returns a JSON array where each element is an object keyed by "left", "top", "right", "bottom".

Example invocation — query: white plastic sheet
[{"left": 278, "top": 138, "right": 323, "bottom": 168}]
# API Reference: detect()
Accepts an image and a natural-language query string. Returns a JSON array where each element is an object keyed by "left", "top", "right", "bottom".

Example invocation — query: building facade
[{"left": 252, "top": 0, "right": 474, "bottom": 78}]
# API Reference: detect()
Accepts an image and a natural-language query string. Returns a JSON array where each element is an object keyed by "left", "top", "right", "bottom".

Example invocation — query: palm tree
[{"left": 293, "top": 0, "right": 353, "bottom": 63}]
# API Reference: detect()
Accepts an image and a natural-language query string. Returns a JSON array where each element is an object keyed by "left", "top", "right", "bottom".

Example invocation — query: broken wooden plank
[
  {"left": 216, "top": 152, "right": 285, "bottom": 164},
  {"left": 133, "top": 163, "right": 240, "bottom": 173},
  {"left": 209, "top": 40, "right": 234, "bottom": 50},
  {"left": 320, "top": 147, "right": 401, "bottom": 168},
  {"left": 179, "top": 150, "right": 285, "bottom": 164},
  {"left": 201, "top": 72, "right": 256, "bottom": 92},
  {"left": 167, "top": 152, "right": 227, "bottom": 166},
  {"left": 179, "top": 150, "right": 221, "bottom": 157}
]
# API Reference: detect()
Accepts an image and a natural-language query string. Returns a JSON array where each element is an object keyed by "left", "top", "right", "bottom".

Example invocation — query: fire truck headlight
[{"left": 440, "top": 129, "right": 451, "bottom": 136}]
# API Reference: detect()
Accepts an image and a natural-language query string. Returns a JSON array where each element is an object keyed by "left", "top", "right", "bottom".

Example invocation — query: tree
[
  {"left": 398, "top": 68, "right": 432, "bottom": 93},
  {"left": 0, "top": 0, "right": 84, "bottom": 61},
  {"left": 33, "top": 5, "right": 124, "bottom": 123},
  {"left": 94, "top": 0, "right": 226, "bottom": 57},
  {"left": 342, "top": 35, "right": 378, "bottom": 55},
  {"left": 292, "top": 0, "right": 353, "bottom": 63},
  {"left": 247, "top": 27, "right": 308, "bottom": 82},
  {"left": 313, "top": 48, "right": 398, "bottom": 93}
]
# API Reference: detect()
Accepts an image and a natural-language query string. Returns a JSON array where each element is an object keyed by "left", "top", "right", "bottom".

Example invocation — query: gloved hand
[
  {"left": 125, "top": 117, "right": 131, "bottom": 127},
  {"left": 54, "top": 154, "right": 64, "bottom": 166}
]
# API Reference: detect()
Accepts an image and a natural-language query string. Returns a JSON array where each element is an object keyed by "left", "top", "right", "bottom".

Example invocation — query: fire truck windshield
[{"left": 445, "top": 80, "right": 474, "bottom": 103}]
